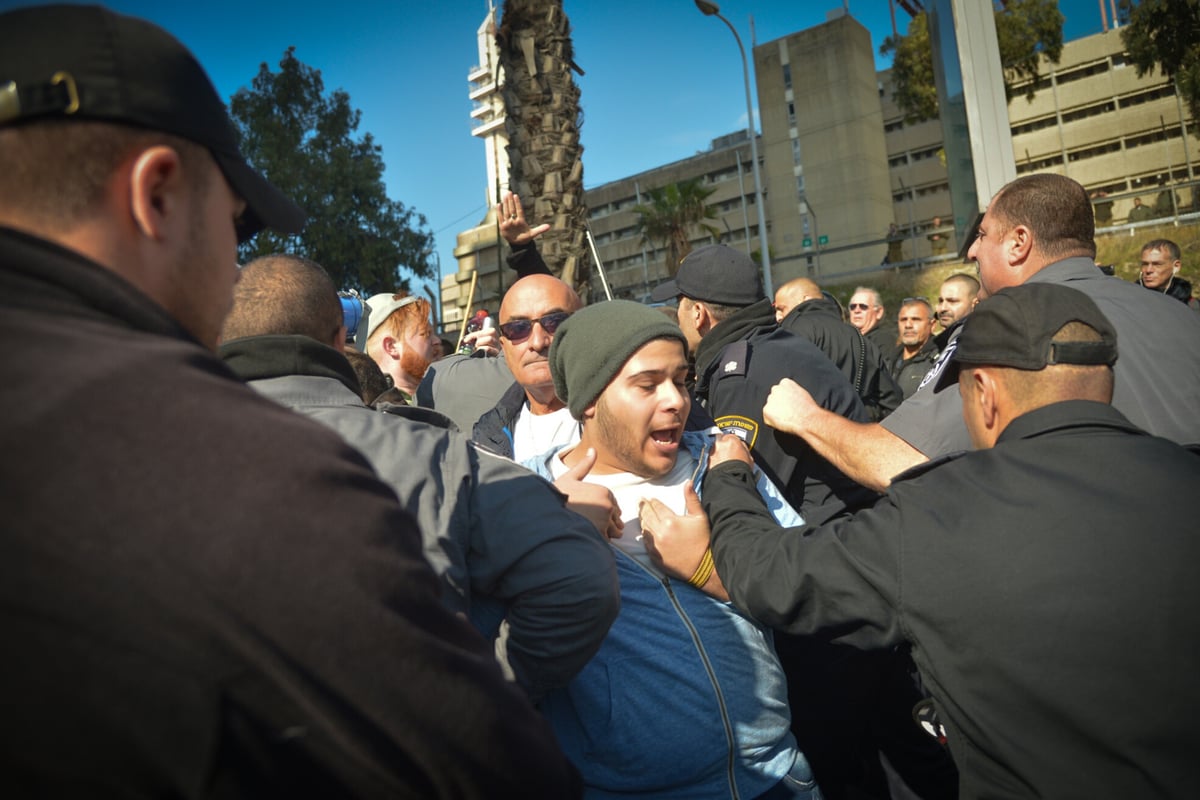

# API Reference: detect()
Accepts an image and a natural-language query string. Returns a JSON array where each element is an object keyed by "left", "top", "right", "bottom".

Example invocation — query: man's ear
[
  {"left": 581, "top": 400, "right": 597, "bottom": 421},
  {"left": 381, "top": 334, "right": 402, "bottom": 360},
  {"left": 128, "top": 146, "right": 187, "bottom": 241},
  {"left": 1173, "top": 260, "right": 1182, "bottom": 276},
  {"left": 693, "top": 301, "right": 714, "bottom": 334},
  {"left": 1007, "top": 224, "right": 1033, "bottom": 265},
  {"left": 973, "top": 368, "right": 1000, "bottom": 434},
  {"left": 332, "top": 325, "right": 347, "bottom": 353}
]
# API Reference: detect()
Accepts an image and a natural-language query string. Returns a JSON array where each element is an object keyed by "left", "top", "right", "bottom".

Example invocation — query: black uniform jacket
[
  {"left": 695, "top": 299, "right": 878, "bottom": 524},
  {"left": 0, "top": 226, "right": 580, "bottom": 798},
  {"left": 780, "top": 297, "right": 903, "bottom": 421},
  {"left": 704, "top": 399, "right": 1200, "bottom": 798}
]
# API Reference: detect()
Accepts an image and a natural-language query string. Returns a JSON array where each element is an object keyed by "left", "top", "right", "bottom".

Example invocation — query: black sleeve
[
  {"left": 506, "top": 241, "right": 553, "bottom": 278},
  {"left": 862, "top": 338, "right": 904, "bottom": 421},
  {"left": 703, "top": 461, "right": 905, "bottom": 650}
]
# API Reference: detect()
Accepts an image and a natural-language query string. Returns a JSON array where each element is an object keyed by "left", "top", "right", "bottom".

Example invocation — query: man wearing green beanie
[{"left": 524, "top": 300, "right": 820, "bottom": 799}]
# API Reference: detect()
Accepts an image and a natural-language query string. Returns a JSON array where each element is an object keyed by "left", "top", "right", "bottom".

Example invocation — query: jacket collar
[
  {"left": 1, "top": 225, "right": 195, "bottom": 344},
  {"left": 219, "top": 334, "right": 362, "bottom": 397},
  {"left": 997, "top": 400, "right": 1144, "bottom": 446},
  {"left": 694, "top": 298, "right": 775, "bottom": 378}
]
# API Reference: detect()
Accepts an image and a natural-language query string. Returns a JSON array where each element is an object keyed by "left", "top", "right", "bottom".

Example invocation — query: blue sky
[{"left": 6, "top": 1, "right": 1111, "bottom": 292}]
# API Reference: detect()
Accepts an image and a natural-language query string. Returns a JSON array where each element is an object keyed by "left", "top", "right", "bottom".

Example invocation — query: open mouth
[{"left": 650, "top": 425, "right": 682, "bottom": 448}]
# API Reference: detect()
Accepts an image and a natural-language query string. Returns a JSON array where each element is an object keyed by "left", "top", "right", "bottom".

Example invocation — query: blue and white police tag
[{"left": 715, "top": 415, "right": 759, "bottom": 448}]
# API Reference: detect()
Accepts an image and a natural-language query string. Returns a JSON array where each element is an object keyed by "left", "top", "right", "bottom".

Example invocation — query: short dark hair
[
  {"left": 942, "top": 273, "right": 981, "bottom": 297},
  {"left": 900, "top": 296, "right": 934, "bottom": 315},
  {"left": 0, "top": 119, "right": 207, "bottom": 228},
  {"left": 698, "top": 299, "right": 745, "bottom": 323},
  {"left": 222, "top": 255, "right": 343, "bottom": 345},
  {"left": 991, "top": 174, "right": 1096, "bottom": 261},
  {"left": 1142, "top": 239, "right": 1181, "bottom": 261}
]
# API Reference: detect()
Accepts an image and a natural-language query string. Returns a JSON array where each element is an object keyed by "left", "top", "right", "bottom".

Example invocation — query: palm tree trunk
[{"left": 497, "top": 0, "right": 589, "bottom": 291}]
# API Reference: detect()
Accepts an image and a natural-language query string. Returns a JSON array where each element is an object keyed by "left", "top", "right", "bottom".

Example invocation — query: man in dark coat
[
  {"left": 775, "top": 277, "right": 903, "bottom": 421},
  {"left": 1137, "top": 238, "right": 1198, "bottom": 310},
  {"left": 0, "top": 6, "right": 580, "bottom": 797}
]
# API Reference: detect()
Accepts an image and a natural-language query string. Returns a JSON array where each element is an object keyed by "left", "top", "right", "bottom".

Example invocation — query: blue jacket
[{"left": 525, "top": 431, "right": 818, "bottom": 799}]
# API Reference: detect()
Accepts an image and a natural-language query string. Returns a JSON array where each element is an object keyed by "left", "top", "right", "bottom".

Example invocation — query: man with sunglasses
[
  {"left": 848, "top": 287, "right": 898, "bottom": 362},
  {"left": 474, "top": 274, "right": 583, "bottom": 461}
]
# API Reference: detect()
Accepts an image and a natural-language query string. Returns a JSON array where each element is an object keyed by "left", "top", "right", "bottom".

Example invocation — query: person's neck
[
  {"left": 524, "top": 384, "right": 565, "bottom": 416},
  {"left": 565, "top": 430, "right": 622, "bottom": 475}
]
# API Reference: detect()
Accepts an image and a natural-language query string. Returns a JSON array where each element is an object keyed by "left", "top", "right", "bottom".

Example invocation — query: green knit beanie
[{"left": 549, "top": 300, "right": 688, "bottom": 419}]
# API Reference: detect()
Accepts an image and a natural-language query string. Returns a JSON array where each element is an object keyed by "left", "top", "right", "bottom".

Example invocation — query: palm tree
[
  {"left": 497, "top": 0, "right": 589, "bottom": 290},
  {"left": 631, "top": 178, "right": 721, "bottom": 276}
]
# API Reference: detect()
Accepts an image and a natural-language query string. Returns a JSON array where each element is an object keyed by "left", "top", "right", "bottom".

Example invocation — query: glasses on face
[
  {"left": 848, "top": 303, "right": 871, "bottom": 311},
  {"left": 498, "top": 311, "right": 572, "bottom": 343}
]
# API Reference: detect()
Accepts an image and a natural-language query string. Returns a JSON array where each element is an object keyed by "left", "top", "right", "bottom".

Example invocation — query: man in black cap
[
  {"left": 651, "top": 244, "right": 875, "bottom": 524},
  {"left": 653, "top": 247, "right": 958, "bottom": 800},
  {"left": 0, "top": 5, "right": 580, "bottom": 797},
  {"left": 641, "top": 283, "right": 1200, "bottom": 797}
]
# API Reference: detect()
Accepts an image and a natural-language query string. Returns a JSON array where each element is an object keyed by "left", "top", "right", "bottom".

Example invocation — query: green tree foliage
[
  {"left": 230, "top": 47, "right": 433, "bottom": 293},
  {"left": 880, "top": 13, "right": 938, "bottom": 122},
  {"left": 631, "top": 178, "right": 720, "bottom": 276},
  {"left": 880, "top": 1, "right": 1064, "bottom": 123},
  {"left": 1120, "top": 0, "right": 1200, "bottom": 122}
]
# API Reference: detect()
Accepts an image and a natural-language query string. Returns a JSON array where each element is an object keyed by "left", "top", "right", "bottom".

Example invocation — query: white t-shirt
[
  {"left": 511, "top": 404, "right": 581, "bottom": 463},
  {"left": 550, "top": 446, "right": 698, "bottom": 573}
]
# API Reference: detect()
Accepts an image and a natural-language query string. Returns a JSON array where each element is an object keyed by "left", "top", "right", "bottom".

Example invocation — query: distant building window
[
  {"left": 792, "top": 138, "right": 802, "bottom": 164},
  {"left": 783, "top": 64, "right": 792, "bottom": 89},
  {"left": 788, "top": 102, "right": 796, "bottom": 126}
]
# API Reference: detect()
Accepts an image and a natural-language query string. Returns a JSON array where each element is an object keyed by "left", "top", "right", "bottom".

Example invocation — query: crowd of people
[{"left": 4, "top": 5, "right": 1199, "bottom": 799}]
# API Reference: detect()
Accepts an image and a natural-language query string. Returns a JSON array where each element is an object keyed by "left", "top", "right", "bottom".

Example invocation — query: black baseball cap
[
  {"left": 0, "top": 4, "right": 306, "bottom": 243},
  {"left": 933, "top": 283, "right": 1118, "bottom": 392},
  {"left": 649, "top": 244, "right": 764, "bottom": 306}
]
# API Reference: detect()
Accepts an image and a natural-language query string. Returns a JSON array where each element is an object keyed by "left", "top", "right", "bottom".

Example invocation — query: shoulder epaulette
[{"left": 715, "top": 340, "right": 750, "bottom": 379}]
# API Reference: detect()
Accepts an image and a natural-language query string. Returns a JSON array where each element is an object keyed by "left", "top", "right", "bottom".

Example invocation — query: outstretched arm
[
  {"left": 497, "top": 192, "right": 553, "bottom": 278},
  {"left": 764, "top": 379, "right": 925, "bottom": 492}
]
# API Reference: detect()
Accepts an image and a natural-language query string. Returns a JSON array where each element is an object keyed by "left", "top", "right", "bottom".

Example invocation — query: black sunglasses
[
  {"left": 848, "top": 303, "right": 872, "bottom": 311},
  {"left": 499, "top": 311, "right": 572, "bottom": 342}
]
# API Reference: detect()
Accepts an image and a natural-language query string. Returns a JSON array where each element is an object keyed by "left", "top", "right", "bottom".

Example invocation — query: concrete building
[
  {"left": 753, "top": 12, "right": 895, "bottom": 284},
  {"left": 879, "top": 26, "right": 1197, "bottom": 262},
  {"left": 583, "top": 131, "right": 760, "bottom": 302},
  {"left": 445, "top": 15, "right": 1197, "bottom": 322}
]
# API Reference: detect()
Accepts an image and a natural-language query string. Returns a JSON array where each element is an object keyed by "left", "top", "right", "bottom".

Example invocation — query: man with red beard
[
  {"left": 522, "top": 300, "right": 818, "bottom": 799},
  {"left": 362, "top": 293, "right": 438, "bottom": 403}
]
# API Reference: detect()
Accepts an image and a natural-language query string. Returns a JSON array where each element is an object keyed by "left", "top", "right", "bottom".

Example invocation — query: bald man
[
  {"left": 473, "top": 274, "right": 585, "bottom": 461},
  {"left": 776, "top": 277, "right": 903, "bottom": 421},
  {"left": 773, "top": 277, "right": 821, "bottom": 322}
]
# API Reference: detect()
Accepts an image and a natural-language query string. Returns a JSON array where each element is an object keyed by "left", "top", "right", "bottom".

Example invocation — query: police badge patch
[{"left": 714, "top": 415, "right": 759, "bottom": 448}]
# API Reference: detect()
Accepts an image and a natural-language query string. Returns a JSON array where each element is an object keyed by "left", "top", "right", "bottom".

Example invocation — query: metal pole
[
  {"left": 696, "top": 2, "right": 772, "bottom": 296},
  {"left": 586, "top": 226, "right": 614, "bottom": 301}
]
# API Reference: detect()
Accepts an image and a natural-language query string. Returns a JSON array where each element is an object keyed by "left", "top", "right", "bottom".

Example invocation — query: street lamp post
[{"left": 695, "top": 0, "right": 772, "bottom": 297}]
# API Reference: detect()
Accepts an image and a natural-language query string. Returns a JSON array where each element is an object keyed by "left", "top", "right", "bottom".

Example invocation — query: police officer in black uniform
[{"left": 651, "top": 246, "right": 959, "bottom": 800}]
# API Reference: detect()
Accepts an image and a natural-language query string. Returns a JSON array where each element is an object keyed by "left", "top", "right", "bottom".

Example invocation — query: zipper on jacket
[{"left": 661, "top": 573, "right": 741, "bottom": 800}]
